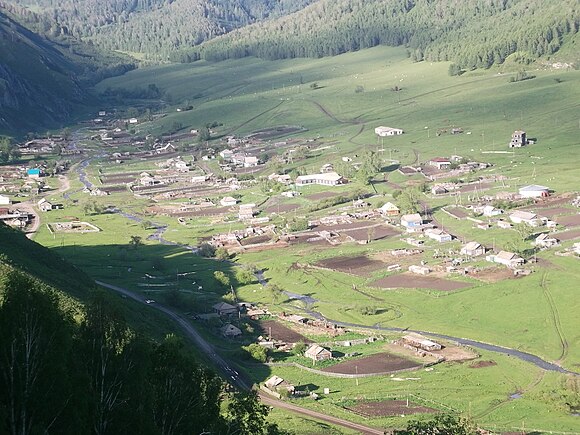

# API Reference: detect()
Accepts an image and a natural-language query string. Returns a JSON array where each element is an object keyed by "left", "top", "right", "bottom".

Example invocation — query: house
[
  {"left": 497, "top": 220, "right": 512, "bottom": 229},
  {"left": 27, "top": 168, "right": 41, "bottom": 178},
  {"left": 38, "top": 198, "right": 54, "bottom": 212},
  {"left": 482, "top": 205, "right": 503, "bottom": 217},
  {"left": 0, "top": 194, "right": 10, "bottom": 206},
  {"left": 425, "top": 228, "right": 452, "bottom": 242},
  {"left": 238, "top": 203, "right": 256, "bottom": 220},
  {"left": 243, "top": 156, "right": 259, "bottom": 167},
  {"left": 400, "top": 213, "right": 423, "bottom": 229},
  {"left": 487, "top": 251, "right": 524, "bottom": 268},
  {"left": 460, "top": 241, "right": 485, "bottom": 257},
  {"left": 220, "top": 196, "right": 238, "bottom": 207},
  {"left": 402, "top": 333, "right": 442, "bottom": 351},
  {"left": 191, "top": 175, "right": 209, "bottom": 184},
  {"left": 281, "top": 191, "right": 300, "bottom": 198},
  {"left": 509, "top": 130, "right": 526, "bottom": 148},
  {"left": 213, "top": 302, "right": 238, "bottom": 317},
  {"left": 378, "top": 202, "right": 400, "bottom": 216},
  {"left": 431, "top": 185, "right": 448, "bottom": 195},
  {"left": 295, "top": 172, "right": 344, "bottom": 187},
  {"left": 375, "top": 126, "right": 404, "bottom": 136},
  {"left": 320, "top": 163, "right": 334, "bottom": 173},
  {"left": 287, "top": 314, "right": 309, "bottom": 324},
  {"left": 509, "top": 210, "right": 540, "bottom": 226},
  {"left": 265, "top": 376, "right": 295, "bottom": 395},
  {"left": 534, "top": 233, "right": 559, "bottom": 248},
  {"left": 128, "top": 118, "right": 138, "bottom": 124},
  {"left": 305, "top": 344, "right": 332, "bottom": 362},
  {"left": 428, "top": 157, "right": 452, "bottom": 170},
  {"left": 519, "top": 185, "right": 549, "bottom": 198},
  {"left": 220, "top": 323, "right": 242, "bottom": 338},
  {"left": 268, "top": 173, "right": 292, "bottom": 185},
  {"left": 219, "top": 149, "right": 234, "bottom": 161}
]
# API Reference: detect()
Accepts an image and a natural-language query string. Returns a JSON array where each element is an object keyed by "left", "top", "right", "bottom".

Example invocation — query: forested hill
[
  {"left": 0, "top": 222, "right": 281, "bottom": 434},
  {"left": 0, "top": 2, "right": 135, "bottom": 133},
  {"left": 189, "top": 0, "right": 579, "bottom": 69},
  {"left": 8, "top": 0, "right": 316, "bottom": 61}
]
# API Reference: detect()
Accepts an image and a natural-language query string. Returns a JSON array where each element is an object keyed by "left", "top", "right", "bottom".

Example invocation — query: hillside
[
  {"left": 7, "top": 0, "right": 316, "bottom": 61},
  {"left": 191, "top": 0, "right": 579, "bottom": 69}
]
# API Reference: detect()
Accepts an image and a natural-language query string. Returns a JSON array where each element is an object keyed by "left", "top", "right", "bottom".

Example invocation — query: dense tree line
[
  {"left": 191, "top": 0, "right": 578, "bottom": 69},
  {"left": 5, "top": 0, "right": 315, "bottom": 61},
  {"left": 0, "top": 267, "right": 281, "bottom": 434}
]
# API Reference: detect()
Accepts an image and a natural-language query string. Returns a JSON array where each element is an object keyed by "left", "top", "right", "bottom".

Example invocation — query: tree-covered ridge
[
  {"left": 8, "top": 0, "right": 316, "bottom": 60},
  {"left": 189, "top": 0, "right": 579, "bottom": 69}
]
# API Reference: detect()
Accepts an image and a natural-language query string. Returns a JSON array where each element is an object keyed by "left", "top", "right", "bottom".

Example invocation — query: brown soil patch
[
  {"left": 469, "top": 360, "right": 497, "bottom": 369},
  {"left": 432, "top": 345, "right": 478, "bottom": 362},
  {"left": 239, "top": 234, "right": 271, "bottom": 246},
  {"left": 471, "top": 266, "right": 516, "bottom": 283},
  {"left": 343, "top": 226, "right": 399, "bottom": 242},
  {"left": 555, "top": 214, "right": 580, "bottom": 227},
  {"left": 258, "top": 320, "right": 312, "bottom": 344},
  {"left": 557, "top": 229, "right": 580, "bottom": 241},
  {"left": 370, "top": 273, "right": 472, "bottom": 291},
  {"left": 538, "top": 207, "right": 574, "bottom": 218},
  {"left": 445, "top": 207, "right": 468, "bottom": 219},
  {"left": 307, "top": 191, "right": 339, "bottom": 201},
  {"left": 316, "top": 256, "right": 384, "bottom": 275},
  {"left": 265, "top": 203, "right": 301, "bottom": 213},
  {"left": 322, "top": 352, "right": 420, "bottom": 375},
  {"left": 347, "top": 400, "right": 436, "bottom": 417},
  {"left": 457, "top": 182, "right": 492, "bottom": 193}
]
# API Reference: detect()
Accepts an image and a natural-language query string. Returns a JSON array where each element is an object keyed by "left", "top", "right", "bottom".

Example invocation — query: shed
[
  {"left": 400, "top": 213, "right": 422, "bottom": 228},
  {"left": 220, "top": 324, "right": 242, "bottom": 338},
  {"left": 425, "top": 228, "right": 452, "bottom": 242},
  {"left": 305, "top": 344, "right": 332, "bottom": 362},
  {"left": 402, "top": 333, "right": 442, "bottom": 351},
  {"left": 213, "top": 302, "right": 238, "bottom": 316},
  {"left": 220, "top": 196, "right": 238, "bottom": 207},
  {"left": 265, "top": 376, "right": 295, "bottom": 394}
]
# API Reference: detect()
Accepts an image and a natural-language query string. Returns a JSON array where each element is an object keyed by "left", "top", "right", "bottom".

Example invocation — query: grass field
[{"left": 35, "top": 45, "right": 580, "bottom": 432}]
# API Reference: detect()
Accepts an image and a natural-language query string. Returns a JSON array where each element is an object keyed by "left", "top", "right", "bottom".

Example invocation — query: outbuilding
[
  {"left": 519, "top": 185, "right": 549, "bottom": 198},
  {"left": 305, "top": 344, "right": 332, "bottom": 362}
]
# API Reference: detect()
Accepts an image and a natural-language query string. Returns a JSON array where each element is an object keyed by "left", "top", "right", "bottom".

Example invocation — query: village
[{"left": 2, "top": 110, "right": 580, "bottom": 424}]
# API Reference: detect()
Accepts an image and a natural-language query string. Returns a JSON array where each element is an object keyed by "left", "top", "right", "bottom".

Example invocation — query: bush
[
  {"left": 242, "top": 343, "right": 268, "bottom": 363},
  {"left": 198, "top": 242, "right": 216, "bottom": 258}
]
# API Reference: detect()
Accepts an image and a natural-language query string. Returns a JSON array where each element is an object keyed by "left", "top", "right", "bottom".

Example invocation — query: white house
[
  {"left": 534, "top": 233, "right": 559, "bottom": 248},
  {"left": 400, "top": 213, "right": 423, "bottom": 229},
  {"left": 425, "top": 228, "right": 452, "bottom": 242},
  {"left": 482, "top": 205, "right": 503, "bottom": 217},
  {"left": 378, "top": 202, "right": 400, "bottom": 216},
  {"left": 486, "top": 251, "right": 524, "bottom": 268},
  {"left": 519, "top": 185, "right": 549, "bottom": 198},
  {"left": 0, "top": 194, "right": 10, "bottom": 206},
  {"left": 460, "top": 241, "right": 485, "bottom": 257},
  {"left": 295, "top": 172, "right": 344, "bottom": 187},
  {"left": 375, "top": 126, "right": 404, "bottom": 136},
  {"left": 428, "top": 157, "right": 452, "bottom": 170},
  {"left": 305, "top": 344, "right": 332, "bottom": 362},
  {"left": 509, "top": 210, "right": 540, "bottom": 226}
]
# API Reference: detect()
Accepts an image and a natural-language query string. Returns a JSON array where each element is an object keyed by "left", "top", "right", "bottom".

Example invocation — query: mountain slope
[
  {"left": 9, "top": 0, "right": 316, "bottom": 60},
  {"left": 192, "top": 0, "right": 579, "bottom": 68}
]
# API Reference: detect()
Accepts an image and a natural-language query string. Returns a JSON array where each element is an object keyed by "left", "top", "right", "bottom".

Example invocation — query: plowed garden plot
[
  {"left": 555, "top": 214, "right": 580, "bottom": 227},
  {"left": 239, "top": 234, "right": 271, "bottom": 246},
  {"left": 471, "top": 267, "right": 517, "bottom": 283},
  {"left": 538, "top": 207, "right": 574, "bottom": 218},
  {"left": 343, "top": 226, "right": 399, "bottom": 242},
  {"left": 323, "top": 352, "right": 420, "bottom": 374},
  {"left": 445, "top": 207, "right": 468, "bottom": 219},
  {"left": 469, "top": 360, "right": 497, "bottom": 368},
  {"left": 186, "top": 206, "right": 232, "bottom": 216},
  {"left": 287, "top": 232, "right": 331, "bottom": 245},
  {"left": 457, "top": 182, "right": 492, "bottom": 193},
  {"left": 346, "top": 400, "right": 436, "bottom": 417},
  {"left": 265, "top": 203, "right": 301, "bottom": 213},
  {"left": 316, "top": 256, "right": 385, "bottom": 275},
  {"left": 557, "top": 229, "right": 580, "bottom": 241},
  {"left": 370, "top": 273, "right": 472, "bottom": 291},
  {"left": 259, "top": 320, "right": 312, "bottom": 344}
]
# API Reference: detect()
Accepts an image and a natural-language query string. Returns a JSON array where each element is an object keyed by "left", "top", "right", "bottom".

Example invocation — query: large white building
[
  {"left": 519, "top": 185, "right": 549, "bottom": 198},
  {"left": 295, "top": 172, "right": 344, "bottom": 187},
  {"left": 375, "top": 126, "right": 404, "bottom": 137}
]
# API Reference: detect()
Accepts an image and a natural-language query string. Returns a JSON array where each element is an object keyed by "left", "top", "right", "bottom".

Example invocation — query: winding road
[{"left": 95, "top": 280, "right": 385, "bottom": 435}]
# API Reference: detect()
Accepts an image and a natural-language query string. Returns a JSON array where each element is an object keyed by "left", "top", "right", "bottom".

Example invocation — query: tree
[
  {"left": 448, "top": 63, "right": 463, "bottom": 76},
  {"left": 235, "top": 267, "right": 255, "bottom": 286},
  {"left": 395, "top": 413, "right": 475, "bottom": 435},
  {"left": 513, "top": 223, "right": 535, "bottom": 242},
  {"left": 269, "top": 284, "right": 284, "bottom": 304},
  {"left": 129, "top": 235, "right": 143, "bottom": 248},
  {"left": 214, "top": 271, "right": 230, "bottom": 288},
  {"left": 357, "top": 151, "right": 381, "bottom": 184},
  {"left": 198, "top": 242, "right": 216, "bottom": 258},
  {"left": 397, "top": 187, "right": 422, "bottom": 214},
  {"left": 215, "top": 247, "right": 230, "bottom": 261},
  {"left": 242, "top": 344, "right": 268, "bottom": 363}
]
